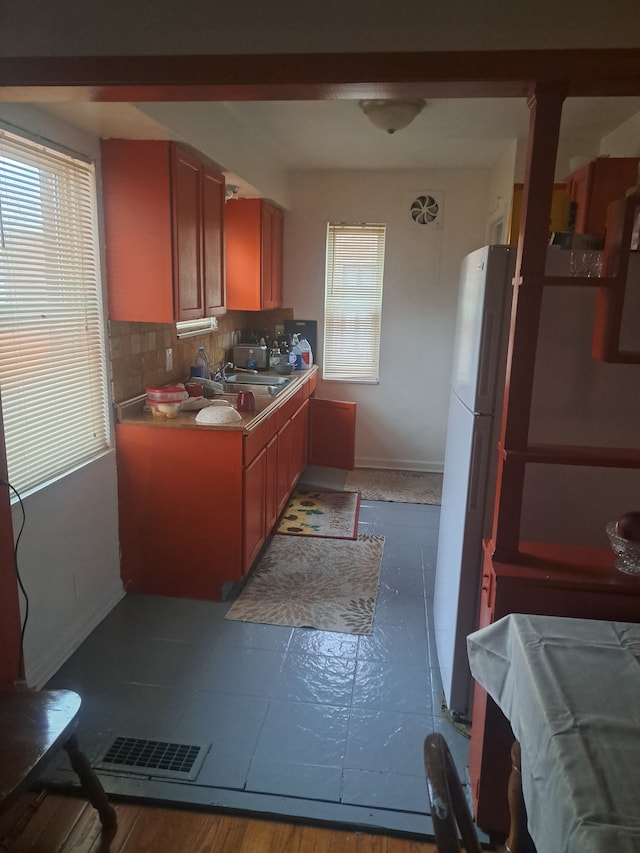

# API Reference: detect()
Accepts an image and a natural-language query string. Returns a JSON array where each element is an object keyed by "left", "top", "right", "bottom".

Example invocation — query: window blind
[
  {"left": 323, "top": 223, "right": 386, "bottom": 382},
  {"left": 0, "top": 128, "right": 110, "bottom": 495}
]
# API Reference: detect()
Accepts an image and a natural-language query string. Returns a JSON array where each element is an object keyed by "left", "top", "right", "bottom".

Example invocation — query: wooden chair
[
  {"left": 0, "top": 689, "right": 116, "bottom": 846},
  {"left": 424, "top": 732, "right": 483, "bottom": 853}
]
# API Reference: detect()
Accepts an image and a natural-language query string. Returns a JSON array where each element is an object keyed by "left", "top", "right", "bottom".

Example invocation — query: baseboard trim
[
  {"left": 354, "top": 458, "right": 444, "bottom": 474},
  {"left": 27, "top": 584, "right": 125, "bottom": 689}
]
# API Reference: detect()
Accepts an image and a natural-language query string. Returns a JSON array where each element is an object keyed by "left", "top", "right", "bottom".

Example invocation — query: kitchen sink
[
  {"left": 223, "top": 374, "right": 292, "bottom": 396},
  {"left": 225, "top": 374, "right": 290, "bottom": 386}
]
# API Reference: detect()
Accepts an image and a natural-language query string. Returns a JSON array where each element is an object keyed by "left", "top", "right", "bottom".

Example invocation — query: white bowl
[{"left": 195, "top": 406, "right": 242, "bottom": 425}]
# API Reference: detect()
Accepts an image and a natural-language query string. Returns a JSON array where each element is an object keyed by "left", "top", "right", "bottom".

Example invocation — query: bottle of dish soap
[
  {"left": 298, "top": 335, "right": 313, "bottom": 369},
  {"left": 270, "top": 339, "right": 282, "bottom": 368},
  {"left": 246, "top": 348, "right": 257, "bottom": 370},
  {"left": 290, "top": 334, "right": 303, "bottom": 371}
]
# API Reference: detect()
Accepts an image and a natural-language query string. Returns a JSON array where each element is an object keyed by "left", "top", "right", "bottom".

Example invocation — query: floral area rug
[
  {"left": 345, "top": 468, "right": 443, "bottom": 504},
  {"left": 225, "top": 533, "right": 385, "bottom": 635},
  {"left": 275, "top": 489, "right": 360, "bottom": 539}
]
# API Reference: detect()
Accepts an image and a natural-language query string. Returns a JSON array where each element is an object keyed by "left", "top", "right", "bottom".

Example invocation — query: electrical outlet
[{"left": 165, "top": 347, "right": 173, "bottom": 372}]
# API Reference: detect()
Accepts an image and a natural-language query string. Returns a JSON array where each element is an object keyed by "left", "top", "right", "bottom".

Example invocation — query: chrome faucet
[{"left": 213, "top": 361, "right": 234, "bottom": 382}]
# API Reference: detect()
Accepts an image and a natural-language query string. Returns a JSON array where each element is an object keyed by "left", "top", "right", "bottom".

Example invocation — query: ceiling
[{"left": 39, "top": 96, "right": 640, "bottom": 174}]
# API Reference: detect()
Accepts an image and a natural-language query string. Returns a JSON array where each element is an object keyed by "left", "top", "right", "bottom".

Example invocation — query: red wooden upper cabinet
[
  {"left": 225, "top": 198, "right": 284, "bottom": 311},
  {"left": 563, "top": 156, "right": 639, "bottom": 239},
  {"left": 101, "top": 139, "right": 225, "bottom": 323}
]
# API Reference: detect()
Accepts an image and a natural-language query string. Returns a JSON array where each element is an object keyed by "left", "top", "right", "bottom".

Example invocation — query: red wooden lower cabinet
[
  {"left": 116, "top": 423, "right": 244, "bottom": 600},
  {"left": 115, "top": 373, "right": 356, "bottom": 600},
  {"left": 265, "top": 435, "right": 278, "bottom": 533},
  {"left": 289, "top": 400, "right": 309, "bottom": 489},
  {"left": 276, "top": 417, "right": 293, "bottom": 518},
  {"left": 309, "top": 398, "right": 356, "bottom": 470},
  {"left": 470, "top": 539, "right": 640, "bottom": 835},
  {"left": 243, "top": 446, "right": 267, "bottom": 575}
]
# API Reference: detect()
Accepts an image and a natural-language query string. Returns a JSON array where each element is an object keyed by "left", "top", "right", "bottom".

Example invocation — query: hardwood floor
[{"left": 2, "top": 793, "right": 439, "bottom": 852}]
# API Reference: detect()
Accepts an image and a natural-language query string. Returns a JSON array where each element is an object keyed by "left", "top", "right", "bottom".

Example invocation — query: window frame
[
  {"left": 0, "top": 126, "right": 111, "bottom": 497},
  {"left": 323, "top": 222, "right": 386, "bottom": 383}
]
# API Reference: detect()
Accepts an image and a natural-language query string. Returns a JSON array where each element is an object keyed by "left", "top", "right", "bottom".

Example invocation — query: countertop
[{"left": 114, "top": 366, "right": 317, "bottom": 434}]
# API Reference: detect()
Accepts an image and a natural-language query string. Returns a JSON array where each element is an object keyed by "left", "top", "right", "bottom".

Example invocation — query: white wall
[
  {"left": 486, "top": 141, "right": 518, "bottom": 244},
  {"left": 522, "top": 276, "right": 640, "bottom": 547},
  {"left": 137, "top": 103, "right": 292, "bottom": 208},
  {"left": 3, "top": 0, "right": 639, "bottom": 56},
  {"left": 284, "top": 169, "right": 490, "bottom": 471},
  {"left": 13, "top": 455, "right": 123, "bottom": 687},
  {"left": 0, "top": 105, "right": 123, "bottom": 687},
  {"left": 600, "top": 110, "right": 640, "bottom": 157}
]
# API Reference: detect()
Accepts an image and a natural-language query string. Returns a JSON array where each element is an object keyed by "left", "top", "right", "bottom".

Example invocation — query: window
[
  {"left": 0, "top": 127, "right": 110, "bottom": 495},
  {"left": 323, "top": 223, "right": 386, "bottom": 382}
]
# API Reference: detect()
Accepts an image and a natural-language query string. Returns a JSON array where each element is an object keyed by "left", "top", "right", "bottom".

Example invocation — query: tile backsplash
[{"left": 109, "top": 307, "right": 294, "bottom": 403}]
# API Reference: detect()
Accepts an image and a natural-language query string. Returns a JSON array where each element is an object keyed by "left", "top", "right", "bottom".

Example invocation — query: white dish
[
  {"left": 195, "top": 405, "right": 242, "bottom": 425},
  {"left": 180, "top": 397, "right": 232, "bottom": 411}
]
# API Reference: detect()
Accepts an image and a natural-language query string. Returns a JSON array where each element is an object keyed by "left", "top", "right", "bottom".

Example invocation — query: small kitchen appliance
[{"left": 233, "top": 345, "right": 268, "bottom": 370}]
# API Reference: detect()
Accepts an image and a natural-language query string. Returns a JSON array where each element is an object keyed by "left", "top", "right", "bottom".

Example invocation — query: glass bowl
[
  {"left": 606, "top": 521, "right": 640, "bottom": 575},
  {"left": 148, "top": 401, "right": 181, "bottom": 418}
]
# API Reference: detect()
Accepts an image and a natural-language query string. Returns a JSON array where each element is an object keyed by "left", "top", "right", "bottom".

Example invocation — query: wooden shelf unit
[
  {"left": 470, "top": 85, "right": 640, "bottom": 836},
  {"left": 501, "top": 442, "right": 640, "bottom": 468},
  {"left": 493, "top": 172, "right": 640, "bottom": 559},
  {"left": 592, "top": 193, "right": 640, "bottom": 363}
]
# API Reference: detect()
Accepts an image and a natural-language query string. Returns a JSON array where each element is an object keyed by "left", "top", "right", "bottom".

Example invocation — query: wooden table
[
  {"left": 467, "top": 614, "right": 640, "bottom": 853},
  {"left": 0, "top": 689, "right": 116, "bottom": 841}
]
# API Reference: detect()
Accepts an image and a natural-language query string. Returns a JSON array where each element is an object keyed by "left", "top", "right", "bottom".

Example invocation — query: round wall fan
[{"left": 410, "top": 195, "right": 439, "bottom": 225}]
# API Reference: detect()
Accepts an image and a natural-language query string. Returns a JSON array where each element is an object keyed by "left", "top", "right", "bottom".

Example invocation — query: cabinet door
[
  {"left": 265, "top": 434, "right": 279, "bottom": 532},
  {"left": 566, "top": 157, "right": 639, "bottom": 237},
  {"left": 243, "top": 446, "right": 267, "bottom": 575},
  {"left": 225, "top": 198, "right": 283, "bottom": 311},
  {"left": 271, "top": 204, "right": 284, "bottom": 308},
  {"left": 276, "top": 418, "right": 293, "bottom": 515},
  {"left": 587, "top": 158, "right": 639, "bottom": 236},
  {"left": 261, "top": 202, "right": 274, "bottom": 310},
  {"left": 202, "top": 165, "right": 225, "bottom": 316},
  {"left": 171, "top": 146, "right": 204, "bottom": 321},
  {"left": 225, "top": 199, "right": 262, "bottom": 310},
  {"left": 289, "top": 399, "right": 309, "bottom": 489},
  {"left": 261, "top": 202, "right": 283, "bottom": 310},
  {"left": 509, "top": 183, "right": 569, "bottom": 243},
  {"left": 102, "top": 140, "right": 225, "bottom": 323},
  {"left": 309, "top": 398, "right": 356, "bottom": 470},
  {"left": 566, "top": 161, "right": 593, "bottom": 234},
  {"left": 101, "top": 139, "right": 175, "bottom": 322},
  {"left": 116, "top": 424, "right": 244, "bottom": 599}
]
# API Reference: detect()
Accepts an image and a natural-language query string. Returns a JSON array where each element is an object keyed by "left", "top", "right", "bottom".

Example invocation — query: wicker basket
[{"left": 606, "top": 521, "right": 640, "bottom": 576}]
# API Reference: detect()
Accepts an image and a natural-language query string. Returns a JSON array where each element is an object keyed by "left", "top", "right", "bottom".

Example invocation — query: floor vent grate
[{"left": 97, "top": 737, "right": 209, "bottom": 781}]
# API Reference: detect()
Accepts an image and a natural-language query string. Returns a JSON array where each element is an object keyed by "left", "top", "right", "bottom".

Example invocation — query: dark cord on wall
[{"left": 1, "top": 479, "right": 28, "bottom": 682}]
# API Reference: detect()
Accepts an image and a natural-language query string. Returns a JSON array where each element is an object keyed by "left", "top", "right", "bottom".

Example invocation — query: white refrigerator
[
  {"left": 434, "top": 244, "right": 640, "bottom": 719},
  {"left": 433, "top": 245, "right": 515, "bottom": 719}
]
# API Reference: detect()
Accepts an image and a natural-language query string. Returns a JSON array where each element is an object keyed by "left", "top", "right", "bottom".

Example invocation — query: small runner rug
[
  {"left": 225, "top": 533, "right": 385, "bottom": 635},
  {"left": 345, "top": 468, "right": 443, "bottom": 505},
  {"left": 275, "top": 489, "right": 360, "bottom": 539}
]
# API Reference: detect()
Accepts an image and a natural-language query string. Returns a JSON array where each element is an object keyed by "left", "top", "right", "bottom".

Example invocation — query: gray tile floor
[{"left": 43, "top": 485, "right": 472, "bottom": 838}]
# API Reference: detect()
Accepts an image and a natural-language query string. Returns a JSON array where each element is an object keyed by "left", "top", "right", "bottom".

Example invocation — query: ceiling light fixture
[{"left": 359, "top": 99, "right": 426, "bottom": 134}]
